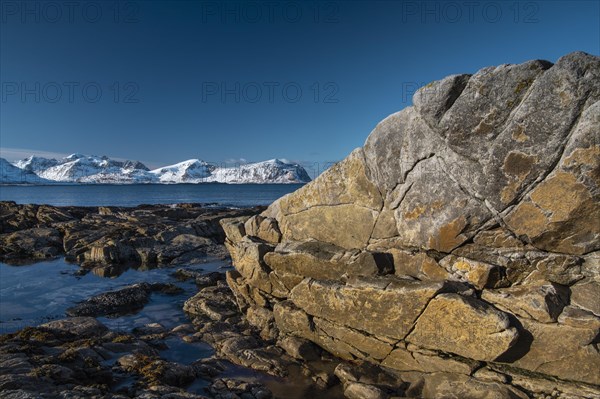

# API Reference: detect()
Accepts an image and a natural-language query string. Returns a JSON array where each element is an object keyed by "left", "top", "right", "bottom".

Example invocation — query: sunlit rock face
[{"left": 222, "top": 52, "right": 600, "bottom": 398}]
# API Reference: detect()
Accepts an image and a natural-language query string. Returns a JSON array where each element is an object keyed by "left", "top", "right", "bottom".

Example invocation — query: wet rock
[
  {"left": 132, "top": 323, "right": 167, "bottom": 338},
  {"left": 66, "top": 282, "right": 182, "bottom": 317},
  {"left": 196, "top": 271, "right": 226, "bottom": 288},
  {"left": 173, "top": 268, "right": 204, "bottom": 281},
  {"left": 208, "top": 378, "right": 272, "bottom": 399},
  {"left": 117, "top": 353, "right": 195, "bottom": 387},
  {"left": 171, "top": 323, "right": 196, "bottom": 334},
  {"left": 0, "top": 318, "right": 121, "bottom": 396},
  {"left": 132, "top": 385, "right": 209, "bottom": 398},
  {"left": 0, "top": 227, "right": 63, "bottom": 263}
]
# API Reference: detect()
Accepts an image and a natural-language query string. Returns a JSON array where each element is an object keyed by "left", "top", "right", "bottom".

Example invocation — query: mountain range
[{"left": 1, "top": 154, "right": 312, "bottom": 184}]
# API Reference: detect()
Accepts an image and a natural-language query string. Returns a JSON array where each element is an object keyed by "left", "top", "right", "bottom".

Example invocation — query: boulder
[
  {"left": 0, "top": 202, "right": 262, "bottom": 267},
  {"left": 222, "top": 52, "right": 600, "bottom": 395}
]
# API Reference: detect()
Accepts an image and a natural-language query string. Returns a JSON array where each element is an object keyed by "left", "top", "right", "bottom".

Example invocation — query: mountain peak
[
  {"left": 65, "top": 153, "right": 85, "bottom": 161},
  {"left": 2, "top": 153, "right": 311, "bottom": 184}
]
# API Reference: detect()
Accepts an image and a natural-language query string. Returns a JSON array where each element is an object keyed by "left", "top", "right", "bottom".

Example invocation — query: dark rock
[
  {"left": 66, "top": 282, "right": 182, "bottom": 317},
  {"left": 0, "top": 202, "right": 264, "bottom": 268}
]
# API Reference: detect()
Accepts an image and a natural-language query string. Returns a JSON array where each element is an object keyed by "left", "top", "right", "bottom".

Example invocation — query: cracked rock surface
[{"left": 221, "top": 52, "right": 600, "bottom": 398}]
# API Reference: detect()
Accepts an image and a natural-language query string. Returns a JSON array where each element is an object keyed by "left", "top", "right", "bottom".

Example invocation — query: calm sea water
[{"left": 0, "top": 183, "right": 304, "bottom": 207}]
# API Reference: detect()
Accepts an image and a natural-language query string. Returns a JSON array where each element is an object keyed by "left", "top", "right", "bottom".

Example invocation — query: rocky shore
[
  {"left": 0, "top": 202, "right": 346, "bottom": 398},
  {"left": 1, "top": 52, "right": 599, "bottom": 399},
  {"left": 0, "top": 202, "right": 263, "bottom": 272}
]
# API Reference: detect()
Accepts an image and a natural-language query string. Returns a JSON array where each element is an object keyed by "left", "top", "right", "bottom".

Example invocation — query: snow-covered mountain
[
  {"left": 19, "top": 154, "right": 154, "bottom": 184},
  {"left": 14, "top": 155, "right": 61, "bottom": 174},
  {"left": 1, "top": 154, "right": 311, "bottom": 184},
  {"left": 0, "top": 158, "right": 51, "bottom": 184},
  {"left": 150, "top": 159, "right": 215, "bottom": 183},
  {"left": 206, "top": 159, "right": 312, "bottom": 183}
]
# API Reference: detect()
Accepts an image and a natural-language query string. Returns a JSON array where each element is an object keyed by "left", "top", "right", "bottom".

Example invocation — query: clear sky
[{"left": 1, "top": 0, "right": 598, "bottom": 175}]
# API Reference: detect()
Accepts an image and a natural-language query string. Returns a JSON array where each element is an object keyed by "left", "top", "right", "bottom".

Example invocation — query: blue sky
[{"left": 1, "top": 0, "right": 598, "bottom": 176}]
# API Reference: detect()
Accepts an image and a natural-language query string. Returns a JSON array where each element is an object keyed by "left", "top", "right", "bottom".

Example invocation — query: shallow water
[
  {"left": 0, "top": 257, "right": 226, "bottom": 334},
  {"left": 0, "top": 257, "right": 346, "bottom": 398}
]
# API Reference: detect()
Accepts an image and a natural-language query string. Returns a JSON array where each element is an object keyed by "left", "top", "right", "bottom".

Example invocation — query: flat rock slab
[
  {"left": 289, "top": 277, "right": 453, "bottom": 340},
  {"left": 481, "top": 283, "right": 569, "bottom": 323},
  {"left": 406, "top": 293, "right": 519, "bottom": 361},
  {"left": 40, "top": 317, "right": 108, "bottom": 338},
  {"left": 264, "top": 240, "right": 392, "bottom": 281},
  {"left": 506, "top": 318, "right": 600, "bottom": 385}
]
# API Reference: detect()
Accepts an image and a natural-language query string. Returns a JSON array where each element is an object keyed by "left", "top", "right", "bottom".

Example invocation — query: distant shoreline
[{"left": 0, "top": 182, "right": 308, "bottom": 186}]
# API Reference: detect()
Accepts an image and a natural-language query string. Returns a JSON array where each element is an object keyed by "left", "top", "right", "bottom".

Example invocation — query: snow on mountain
[
  {"left": 123, "top": 160, "right": 150, "bottom": 171},
  {"left": 14, "top": 155, "right": 60, "bottom": 174},
  {"left": 150, "top": 159, "right": 215, "bottom": 183},
  {"left": 1, "top": 154, "right": 312, "bottom": 184},
  {"left": 0, "top": 158, "right": 51, "bottom": 184},
  {"left": 33, "top": 154, "right": 153, "bottom": 183},
  {"left": 206, "top": 159, "right": 311, "bottom": 184}
]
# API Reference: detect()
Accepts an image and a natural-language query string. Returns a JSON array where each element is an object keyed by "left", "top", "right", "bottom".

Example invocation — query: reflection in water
[
  {"left": 91, "top": 264, "right": 131, "bottom": 278},
  {"left": 0, "top": 257, "right": 215, "bottom": 333},
  {"left": 160, "top": 336, "right": 215, "bottom": 364}
]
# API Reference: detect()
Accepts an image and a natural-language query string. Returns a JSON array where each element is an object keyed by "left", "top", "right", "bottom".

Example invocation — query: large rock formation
[{"left": 222, "top": 52, "right": 600, "bottom": 398}]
